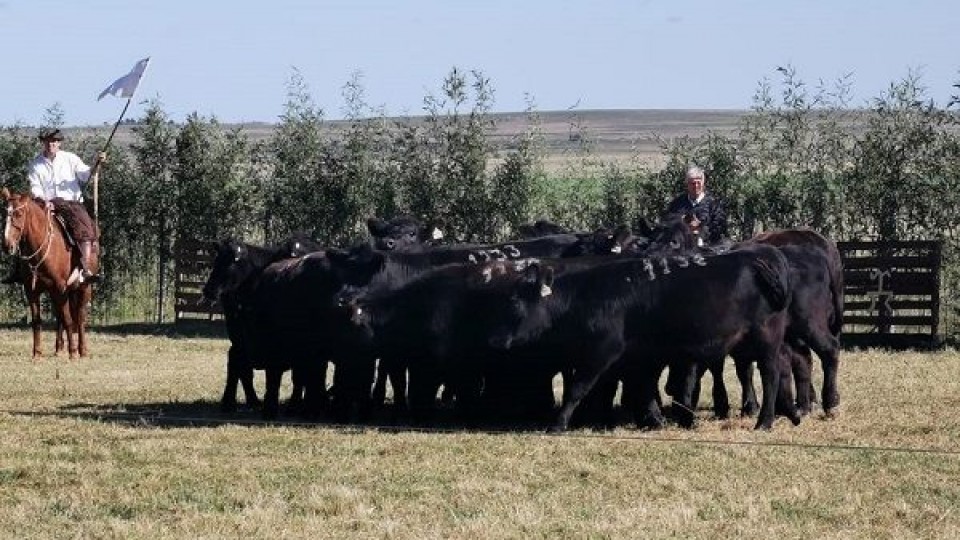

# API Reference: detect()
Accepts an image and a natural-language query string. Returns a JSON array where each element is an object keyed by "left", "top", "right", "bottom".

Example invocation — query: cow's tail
[
  {"left": 751, "top": 257, "right": 790, "bottom": 312},
  {"left": 827, "top": 246, "right": 845, "bottom": 337}
]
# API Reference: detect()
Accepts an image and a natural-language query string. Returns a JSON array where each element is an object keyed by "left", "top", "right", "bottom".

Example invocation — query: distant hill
[{"left": 63, "top": 109, "right": 750, "bottom": 169}]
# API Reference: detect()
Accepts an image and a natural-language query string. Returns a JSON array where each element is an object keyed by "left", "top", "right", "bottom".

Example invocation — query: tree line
[{"left": 0, "top": 66, "right": 958, "bottom": 330}]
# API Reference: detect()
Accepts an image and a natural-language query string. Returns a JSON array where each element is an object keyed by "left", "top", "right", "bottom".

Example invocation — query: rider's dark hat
[{"left": 37, "top": 129, "right": 64, "bottom": 142}]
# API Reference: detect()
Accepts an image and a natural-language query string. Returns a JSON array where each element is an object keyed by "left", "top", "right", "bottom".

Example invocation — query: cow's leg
[
  {"left": 451, "top": 364, "right": 484, "bottom": 427},
  {"left": 221, "top": 344, "right": 259, "bottom": 412},
  {"left": 707, "top": 357, "right": 731, "bottom": 419},
  {"left": 220, "top": 345, "right": 241, "bottom": 412},
  {"left": 550, "top": 338, "right": 624, "bottom": 433},
  {"left": 776, "top": 361, "right": 803, "bottom": 426},
  {"left": 287, "top": 365, "right": 307, "bottom": 416},
  {"left": 330, "top": 355, "right": 375, "bottom": 423},
  {"left": 814, "top": 335, "right": 841, "bottom": 416},
  {"left": 387, "top": 358, "right": 408, "bottom": 420},
  {"left": 785, "top": 342, "right": 814, "bottom": 416},
  {"left": 239, "top": 362, "right": 260, "bottom": 409},
  {"left": 371, "top": 358, "right": 389, "bottom": 408},
  {"left": 626, "top": 360, "right": 667, "bottom": 430},
  {"left": 571, "top": 366, "right": 619, "bottom": 430},
  {"left": 672, "top": 359, "right": 704, "bottom": 429},
  {"left": 262, "top": 368, "right": 284, "bottom": 420},
  {"left": 407, "top": 364, "right": 441, "bottom": 425},
  {"left": 732, "top": 356, "right": 759, "bottom": 417},
  {"left": 755, "top": 338, "right": 793, "bottom": 430}
]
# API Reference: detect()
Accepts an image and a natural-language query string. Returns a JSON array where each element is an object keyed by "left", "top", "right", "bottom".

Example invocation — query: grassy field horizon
[{"left": 59, "top": 108, "right": 749, "bottom": 170}]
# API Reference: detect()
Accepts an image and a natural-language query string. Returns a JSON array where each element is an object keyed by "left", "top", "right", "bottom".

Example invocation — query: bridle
[{"left": 5, "top": 198, "right": 54, "bottom": 275}]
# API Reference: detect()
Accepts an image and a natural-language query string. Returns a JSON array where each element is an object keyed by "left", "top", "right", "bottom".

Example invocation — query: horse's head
[{"left": 2, "top": 188, "right": 34, "bottom": 256}]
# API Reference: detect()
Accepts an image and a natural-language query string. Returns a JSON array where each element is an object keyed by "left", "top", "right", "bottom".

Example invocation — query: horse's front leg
[
  {"left": 51, "top": 292, "right": 77, "bottom": 360},
  {"left": 26, "top": 289, "right": 44, "bottom": 360},
  {"left": 54, "top": 321, "right": 65, "bottom": 356},
  {"left": 73, "top": 288, "right": 90, "bottom": 358}
]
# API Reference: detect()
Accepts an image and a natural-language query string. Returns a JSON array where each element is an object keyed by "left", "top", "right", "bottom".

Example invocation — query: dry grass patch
[{"left": 0, "top": 328, "right": 958, "bottom": 538}]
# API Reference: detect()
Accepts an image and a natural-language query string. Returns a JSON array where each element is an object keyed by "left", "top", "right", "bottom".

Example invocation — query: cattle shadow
[
  {"left": 45, "top": 399, "right": 614, "bottom": 434},
  {"left": 0, "top": 320, "right": 227, "bottom": 339}
]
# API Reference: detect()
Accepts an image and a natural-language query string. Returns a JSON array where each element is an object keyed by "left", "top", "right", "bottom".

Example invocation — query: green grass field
[{"left": 0, "top": 327, "right": 958, "bottom": 539}]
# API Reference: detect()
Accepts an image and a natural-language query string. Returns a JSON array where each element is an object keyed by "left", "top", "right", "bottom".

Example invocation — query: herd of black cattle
[{"left": 200, "top": 215, "right": 843, "bottom": 432}]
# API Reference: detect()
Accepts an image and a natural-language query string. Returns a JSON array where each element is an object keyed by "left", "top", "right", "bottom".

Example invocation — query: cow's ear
[
  {"left": 521, "top": 263, "right": 554, "bottom": 298},
  {"left": 366, "top": 217, "right": 387, "bottom": 236},
  {"left": 540, "top": 266, "right": 555, "bottom": 289}
]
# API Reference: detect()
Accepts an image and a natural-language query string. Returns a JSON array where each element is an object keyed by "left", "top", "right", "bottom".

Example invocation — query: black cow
[
  {"left": 201, "top": 236, "right": 324, "bottom": 414},
  {"left": 243, "top": 251, "right": 378, "bottom": 421},
  {"left": 517, "top": 219, "right": 570, "bottom": 238},
  {"left": 367, "top": 215, "right": 439, "bottom": 252},
  {"left": 672, "top": 228, "right": 842, "bottom": 420},
  {"left": 336, "top": 259, "right": 542, "bottom": 424},
  {"left": 746, "top": 228, "right": 843, "bottom": 415},
  {"left": 328, "top": 231, "right": 619, "bottom": 418},
  {"left": 489, "top": 244, "right": 796, "bottom": 431}
]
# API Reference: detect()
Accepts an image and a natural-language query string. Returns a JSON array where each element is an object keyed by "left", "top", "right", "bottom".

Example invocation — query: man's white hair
[{"left": 685, "top": 165, "right": 705, "bottom": 179}]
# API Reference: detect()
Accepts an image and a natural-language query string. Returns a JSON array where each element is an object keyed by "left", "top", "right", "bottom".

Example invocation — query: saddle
[{"left": 54, "top": 213, "right": 77, "bottom": 248}]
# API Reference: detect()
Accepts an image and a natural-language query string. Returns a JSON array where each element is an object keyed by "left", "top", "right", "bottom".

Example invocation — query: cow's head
[
  {"left": 282, "top": 232, "right": 323, "bottom": 258},
  {"left": 485, "top": 260, "right": 556, "bottom": 350},
  {"left": 201, "top": 239, "right": 252, "bottom": 303},
  {"left": 367, "top": 215, "right": 427, "bottom": 252},
  {"left": 642, "top": 214, "right": 699, "bottom": 257},
  {"left": 326, "top": 244, "right": 387, "bottom": 287}
]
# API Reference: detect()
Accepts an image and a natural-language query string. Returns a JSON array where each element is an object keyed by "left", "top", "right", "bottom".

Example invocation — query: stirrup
[
  {"left": 81, "top": 269, "right": 102, "bottom": 284},
  {"left": 67, "top": 268, "right": 83, "bottom": 286}
]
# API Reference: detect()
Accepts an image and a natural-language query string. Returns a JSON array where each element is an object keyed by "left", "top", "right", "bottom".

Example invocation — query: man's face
[
  {"left": 686, "top": 173, "right": 704, "bottom": 198},
  {"left": 42, "top": 139, "right": 60, "bottom": 158}
]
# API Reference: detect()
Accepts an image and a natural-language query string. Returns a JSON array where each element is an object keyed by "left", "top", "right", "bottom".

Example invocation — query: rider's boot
[{"left": 79, "top": 240, "right": 101, "bottom": 283}]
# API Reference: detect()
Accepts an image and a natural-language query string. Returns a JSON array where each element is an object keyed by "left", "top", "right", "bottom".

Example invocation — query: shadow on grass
[
  {"left": 0, "top": 320, "right": 227, "bottom": 339},
  {"left": 31, "top": 399, "right": 571, "bottom": 435}
]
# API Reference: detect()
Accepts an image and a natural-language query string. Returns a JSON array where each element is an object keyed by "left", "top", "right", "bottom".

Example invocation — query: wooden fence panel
[
  {"left": 838, "top": 240, "right": 942, "bottom": 349},
  {"left": 173, "top": 239, "right": 222, "bottom": 323}
]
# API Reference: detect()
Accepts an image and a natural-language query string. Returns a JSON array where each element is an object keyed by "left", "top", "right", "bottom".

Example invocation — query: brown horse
[{"left": 2, "top": 188, "right": 95, "bottom": 359}]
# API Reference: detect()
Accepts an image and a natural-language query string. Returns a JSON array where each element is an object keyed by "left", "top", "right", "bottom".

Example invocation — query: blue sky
[{"left": 1, "top": 0, "right": 956, "bottom": 126}]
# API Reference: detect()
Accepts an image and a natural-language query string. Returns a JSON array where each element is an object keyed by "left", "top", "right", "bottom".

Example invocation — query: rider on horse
[{"left": 2, "top": 129, "right": 103, "bottom": 286}]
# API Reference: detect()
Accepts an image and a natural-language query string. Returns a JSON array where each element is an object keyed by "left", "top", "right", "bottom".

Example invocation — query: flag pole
[
  {"left": 92, "top": 95, "right": 133, "bottom": 228},
  {"left": 93, "top": 56, "right": 150, "bottom": 230}
]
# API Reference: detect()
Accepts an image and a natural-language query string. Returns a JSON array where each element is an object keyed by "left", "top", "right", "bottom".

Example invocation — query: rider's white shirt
[{"left": 27, "top": 151, "right": 92, "bottom": 202}]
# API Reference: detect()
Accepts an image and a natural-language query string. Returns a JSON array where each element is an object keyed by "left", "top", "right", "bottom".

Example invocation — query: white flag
[{"left": 97, "top": 57, "right": 151, "bottom": 101}]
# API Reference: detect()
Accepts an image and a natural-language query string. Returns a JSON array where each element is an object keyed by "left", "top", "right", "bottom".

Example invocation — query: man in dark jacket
[{"left": 663, "top": 165, "right": 728, "bottom": 245}]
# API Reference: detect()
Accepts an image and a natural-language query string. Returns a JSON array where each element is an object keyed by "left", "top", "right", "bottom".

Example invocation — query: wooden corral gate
[
  {"left": 838, "top": 240, "right": 942, "bottom": 349},
  {"left": 173, "top": 239, "right": 222, "bottom": 323}
]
